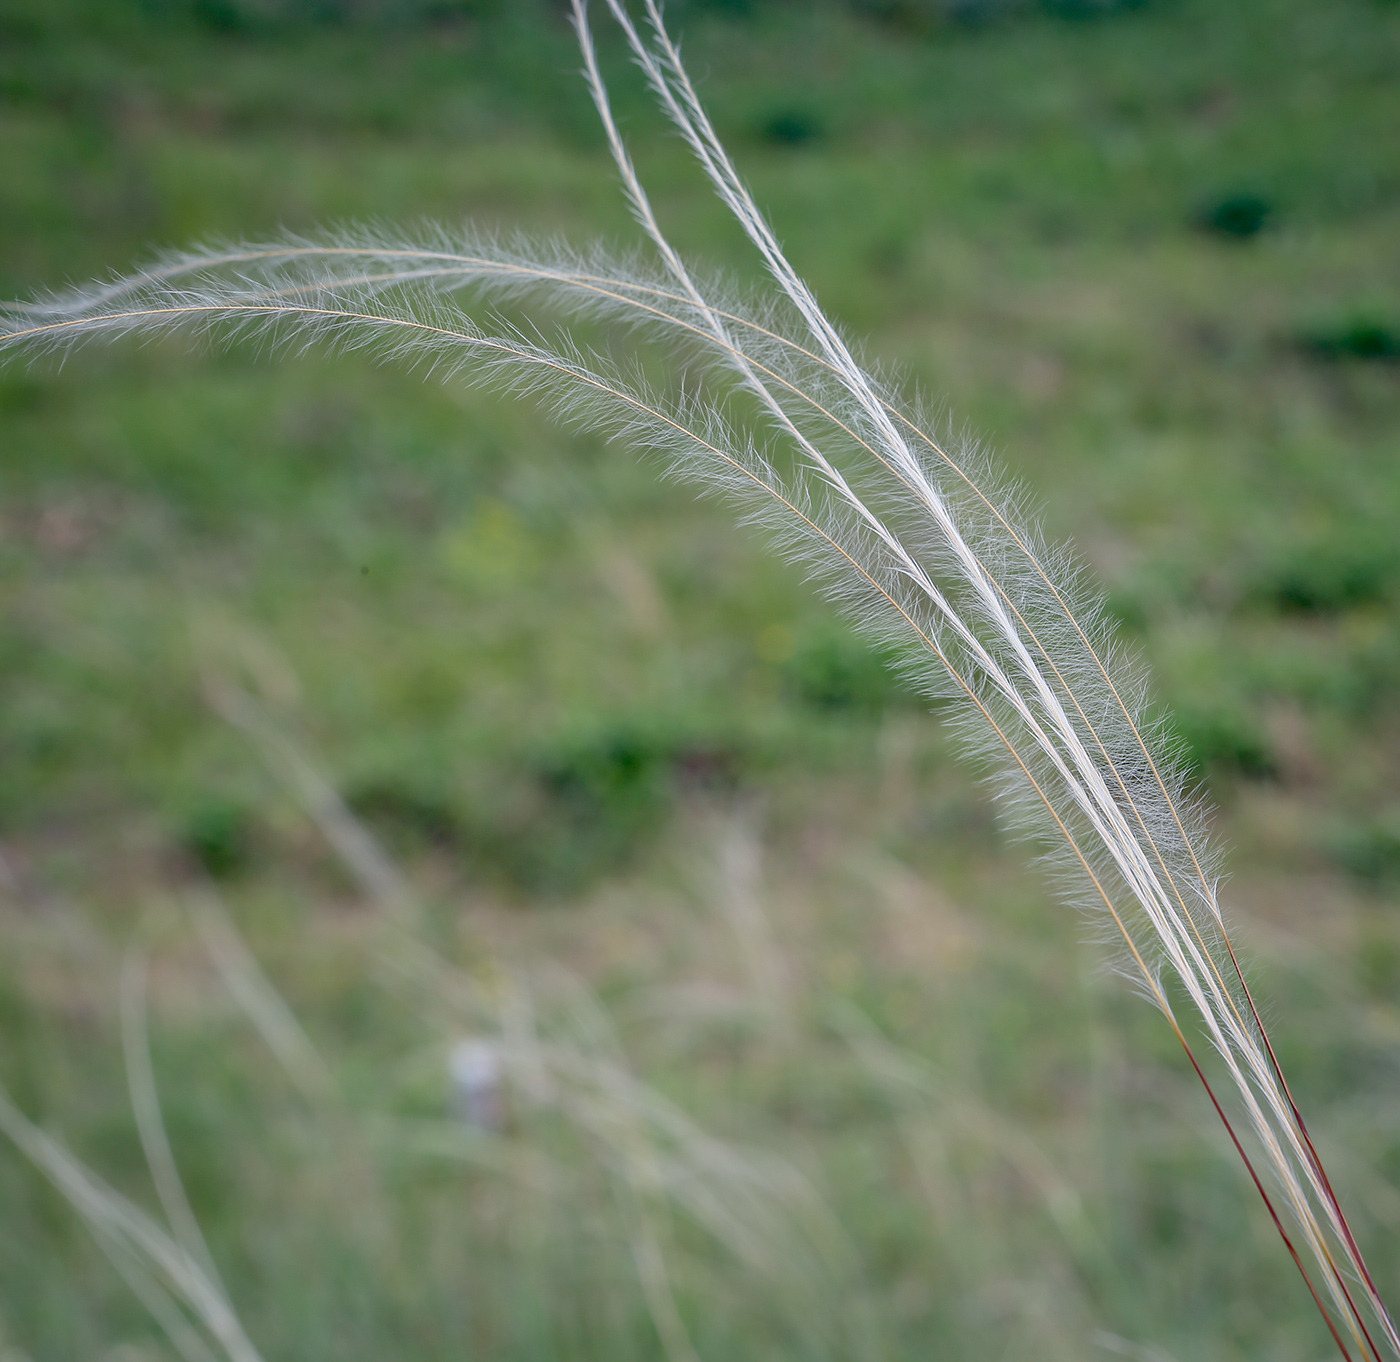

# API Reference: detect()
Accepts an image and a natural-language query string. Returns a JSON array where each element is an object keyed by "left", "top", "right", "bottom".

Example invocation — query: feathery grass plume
[{"left": 0, "top": 1, "right": 1394, "bottom": 1355}]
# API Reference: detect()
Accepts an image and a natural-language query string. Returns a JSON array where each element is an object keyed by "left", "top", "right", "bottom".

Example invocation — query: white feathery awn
[{"left": 0, "top": 3, "right": 1393, "bottom": 1357}]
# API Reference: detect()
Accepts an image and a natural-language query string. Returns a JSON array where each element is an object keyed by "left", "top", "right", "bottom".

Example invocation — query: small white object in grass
[{"left": 449, "top": 1039, "right": 504, "bottom": 1131}]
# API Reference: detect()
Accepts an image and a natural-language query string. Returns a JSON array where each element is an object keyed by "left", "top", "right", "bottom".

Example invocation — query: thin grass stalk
[
  {"left": 121, "top": 950, "right": 226, "bottom": 1292},
  {"left": 0, "top": 1083, "right": 264, "bottom": 1362}
]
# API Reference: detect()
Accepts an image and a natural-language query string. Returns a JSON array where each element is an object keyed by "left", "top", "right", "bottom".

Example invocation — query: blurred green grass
[{"left": 2, "top": 1, "right": 1400, "bottom": 1358}]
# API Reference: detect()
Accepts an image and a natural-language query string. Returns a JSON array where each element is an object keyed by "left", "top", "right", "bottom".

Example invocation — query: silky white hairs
[{"left": 2, "top": 4, "right": 1395, "bottom": 1357}]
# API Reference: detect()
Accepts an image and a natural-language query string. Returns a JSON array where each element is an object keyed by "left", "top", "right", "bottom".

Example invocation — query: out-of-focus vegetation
[{"left": 2, "top": 1, "right": 1400, "bottom": 1359}]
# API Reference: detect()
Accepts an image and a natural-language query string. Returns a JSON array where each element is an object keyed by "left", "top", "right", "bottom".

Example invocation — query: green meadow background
[{"left": 2, "top": 0, "right": 1400, "bottom": 1358}]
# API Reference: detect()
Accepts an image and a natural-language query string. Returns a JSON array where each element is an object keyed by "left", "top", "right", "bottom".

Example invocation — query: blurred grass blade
[
  {"left": 188, "top": 889, "right": 336, "bottom": 1103},
  {"left": 121, "top": 948, "right": 226, "bottom": 1293},
  {"left": 0, "top": 1082, "right": 263, "bottom": 1362}
]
